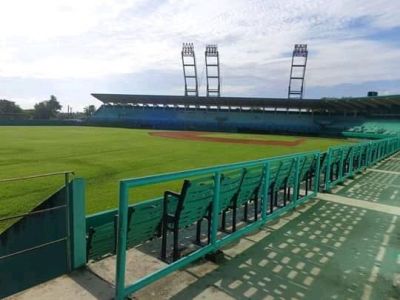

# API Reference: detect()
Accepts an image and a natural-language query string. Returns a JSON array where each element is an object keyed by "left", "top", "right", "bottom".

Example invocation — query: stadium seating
[
  {"left": 86, "top": 198, "right": 163, "bottom": 261},
  {"left": 90, "top": 93, "right": 400, "bottom": 138},
  {"left": 90, "top": 105, "right": 322, "bottom": 133},
  {"left": 160, "top": 168, "right": 269, "bottom": 260},
  {"left": 345, "top": 121, "right": 400, "bottom": 137},
  {"left": 298, "top": 154, "right": 316, "bottom": 195},
  {"left": 230, "top": 167, "right": 264, "bottom": 231},
  {"left": 91, "top": 104, "right": 400, "bottom": 138},
  {"left": 86, "top": 210, "right": 117, "bottom": 260},
  {"left": 215, "top": 170, "right": 244, "bottom": 232},
  {"left": 86, "top": 137, "right": 398, "bottom": 266},
  {"left": 161, "top": 176, "right": 215, "bottom": 261},
  {"left": 269, "top": 158, "right": 296, "bottom": 212},
  {"left": 126, "top": 199, "right": 163, "bottom": 248}
]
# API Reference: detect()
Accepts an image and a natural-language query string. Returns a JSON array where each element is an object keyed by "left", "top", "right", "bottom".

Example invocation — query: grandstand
[{"left": 90, "top": 93, "right": 400, "bottom": 137}]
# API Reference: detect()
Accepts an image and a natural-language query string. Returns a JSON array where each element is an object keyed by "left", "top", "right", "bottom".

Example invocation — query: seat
[
  {"left": 126, "top": 198, "right": 163, "bottom": 248},
  {"left": 268, "top": 158, "right": 295, "bottom": 211},
  {"left": 161, "top": 176, "right": 214, "bottom": 261},
  {"left": 230, "top": 167, "right": 264, "bottom": 232},
  {"left": 86, "top": 198, "right": 164, "bottom": 261},
  {"left": 218, "top": 170, "right": 245, "bottom": 231},
  {"left": 86, "top": 210, "right": 118, "bottom": 261}
]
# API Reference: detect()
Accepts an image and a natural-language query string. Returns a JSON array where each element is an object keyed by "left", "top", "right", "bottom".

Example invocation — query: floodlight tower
[
  {"left": 205, "top": 44, "right": 221, "bottom": 97},
  {"left": 288, "top": 44, "right": 308, "bottom": 99},
  {"left": 181, "top": 43, "right": 199, "bottom": 96}
]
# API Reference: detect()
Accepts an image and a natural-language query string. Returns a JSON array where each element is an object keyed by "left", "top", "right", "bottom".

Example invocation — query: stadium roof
[{"left": 92, "top": 93, "right": 400, "bottom": 114}]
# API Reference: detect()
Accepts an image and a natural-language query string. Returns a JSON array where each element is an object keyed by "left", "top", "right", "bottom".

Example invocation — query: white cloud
[
  {"left": 0, "top": 0, "right": 399, "bottom": 107},
  {"left": 0, "top": 0, "right": 135, "bottom": 40}
]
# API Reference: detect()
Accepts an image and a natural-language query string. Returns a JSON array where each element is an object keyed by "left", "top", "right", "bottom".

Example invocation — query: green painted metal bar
[
  {"left": 123, "top": 213, "right": 267, "bottom": 297},
  {"left": 0, "top": 171, "right": 74, "bottom": 183},
  {"left": 348, "top": 147, "right": 354, "bottom": 178},
  {"left": 210, "top": 172, "right": 221, "bottom": 246},
  {"left": 116, "top": 153, "right": 318, "bottom": 299},
  {"left": 122, "top": 188, "right": 310, "bottom": 298},
  {"left": 0, "top": 205, "right": 66, "bottom": 222},
  {"left": 123, "top": 244, "right": 215, "bottom": 296},
  {"left": 65, "top": 173, "right": 72, "bottom": 272},
  {"left": 70, "top": 178, "right": 86, "bottom": 269},
  {"left": 115, "top": 182, "right": 129, "bottom": 300},
  {"left": 122, "top": 150, "right": 320, "bottom": 189},
  {"left": 261, "top": 162, "right": 270, "bottom": 221},
  {"left": 293, "top": 157, "right": 300, "bottom": 205},
  {"left": 322, "top": 137, "right": 400, "bottom": 191},
  {"left": 314, "top": 153, "right": 321, "bottom": 193},
  {"left": 325, "top": 149, "right": 332, "bottom": 192},
  {"left": 338, "top": 148, "right": 344, "bottom": 183}
]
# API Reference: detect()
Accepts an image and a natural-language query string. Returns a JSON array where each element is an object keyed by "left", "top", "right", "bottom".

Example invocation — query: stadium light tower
[
  {"left": 288, "top": 44, "right": 308, "bottom": 99},
  {"left": 181, "top": 43, "right": 199, "bottom": 96},
  {"left": 205, "top": 44, "right": 221, "bottom": 97}
]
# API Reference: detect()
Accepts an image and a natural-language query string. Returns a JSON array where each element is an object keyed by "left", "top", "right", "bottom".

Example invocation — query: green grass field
[{"left": 0, "top": 126, "right": 351, "bottom": 221}]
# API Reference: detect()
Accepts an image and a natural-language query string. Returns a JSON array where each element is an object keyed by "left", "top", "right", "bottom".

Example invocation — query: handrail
[
  {"left": 115, "top": 151, "right": 321, "bottom": 299},
  {"left": 0, "top": 171, "right": 74, "bottom": 183},
  {"left": 121, "top": 151, "right": 319, "bottom": 188}
]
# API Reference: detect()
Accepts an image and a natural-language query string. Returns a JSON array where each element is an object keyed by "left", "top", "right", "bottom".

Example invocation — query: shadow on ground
[{"left": 170, "top": 200, "right": 400, "bottom": 300}]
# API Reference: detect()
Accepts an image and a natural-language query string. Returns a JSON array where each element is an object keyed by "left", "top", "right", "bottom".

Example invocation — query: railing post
[
  {"left": 365, "top": 142, "right": 372, "bottom": 168},
  {"left": 293, "top": 157, "right": 300, "bottom": 206},
  {"left": 211, "top": 172, "right": 221, "bottom": 246},
  {"left": 349, "top": 147, "right": 354, "bottom": 178},
  {"left": 115, "top": 182, "right": 129, "bottom": 300},
  {"left": 64, "top": 172, "right": 72, "bottom": 272},
  {"left": 314, "top": 153, "right": 321, "bottom": 193},
  {"left": 325, "top": 149, "right": 332, "bottom": 192},
  {"left": 338, "top": 149, "right": 344, "bottom": 183},
  {"left": 262, "top": 162, "right": 270, "bottom": 222},
  {"left": 361, "top": 145, "right": 365, "bottom": 168},
  {"left": 69, "top": 177, "right": 86, "bottom": 269}
]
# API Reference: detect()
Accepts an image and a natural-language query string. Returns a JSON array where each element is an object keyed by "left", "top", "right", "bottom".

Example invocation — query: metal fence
[
  {"left": 114, "top": 151, "right": 321, "bottom": 299},
  {"left": 114, "top": 136, "right": 400, "bottom": 299},
  {"left": 324, "top": 137, "right": 400, "bottom": 192}
]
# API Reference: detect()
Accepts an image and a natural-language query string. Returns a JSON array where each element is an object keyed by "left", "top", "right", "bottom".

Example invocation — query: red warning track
[{"left": 149, "top": 131, "right": 306, "bottom": 147}]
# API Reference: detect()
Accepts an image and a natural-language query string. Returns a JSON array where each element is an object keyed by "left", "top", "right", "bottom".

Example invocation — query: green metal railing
[
  {"left": 324, "top": 137, "right": 400, "bottom": 192},
  {"left": 113, "top": 136, "right": 400, "bottom": 299},
  {"left": 114, "top": 151, "right": 321, "bottom": 299}
]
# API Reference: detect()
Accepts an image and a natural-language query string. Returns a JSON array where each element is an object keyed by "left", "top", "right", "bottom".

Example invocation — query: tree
[
  {"left": 0, "top": 99, "right": 22, "bottom": 114},
  {"left": 33, "top": 95, "right": 62, "bottom": 119},
  {"left": 84, "top": 105, "right": 96, "bottom": 116}
]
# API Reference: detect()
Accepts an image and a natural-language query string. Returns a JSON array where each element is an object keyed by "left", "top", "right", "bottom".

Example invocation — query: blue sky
[{"left": 0, "top": 0, "right": 399, "bottom": 111}]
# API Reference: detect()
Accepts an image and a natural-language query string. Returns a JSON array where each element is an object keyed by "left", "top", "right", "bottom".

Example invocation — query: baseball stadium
[{"left": 2, "top": 40, "right": 400, "bottom": 300}]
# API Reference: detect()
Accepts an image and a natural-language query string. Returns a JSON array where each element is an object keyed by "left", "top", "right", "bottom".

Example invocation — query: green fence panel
[
  {"left": 114, "top": 151, "right": 321, "bottom": 300},
  {"left": 324, "top": 136, "right": 400, "bottom": 192}
]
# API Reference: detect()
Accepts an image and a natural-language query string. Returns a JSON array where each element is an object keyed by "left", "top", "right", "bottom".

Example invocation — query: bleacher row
[
  {"left": 90, "top": 105, "right": 322, "bottom": 133},
  {"left": 91, "top": 105, "right": 400, "bottom": 137},
  {"left": 345, "top": 121, "right": 400, "bottom": 138},
  {"left": 86, "top": 137, "right": 400, "bottom": 265},
  {"left": 86, "top": 153, "right": 318, "bottom": 262}
]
